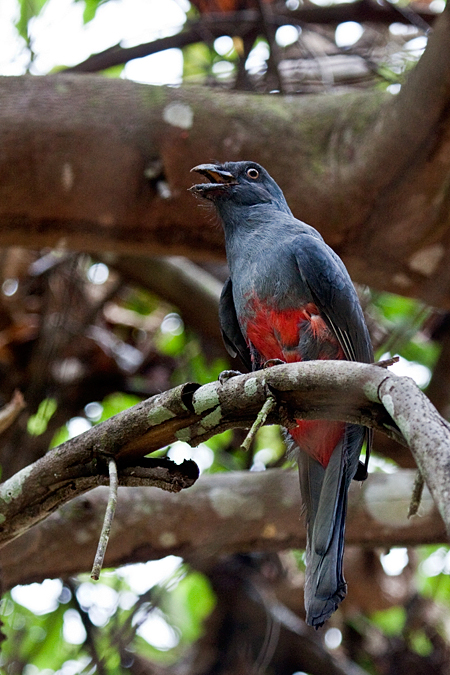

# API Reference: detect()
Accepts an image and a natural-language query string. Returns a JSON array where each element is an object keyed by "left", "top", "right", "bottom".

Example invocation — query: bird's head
[{"left": 189, "top": 161, "right": 291, "bottom": 214}]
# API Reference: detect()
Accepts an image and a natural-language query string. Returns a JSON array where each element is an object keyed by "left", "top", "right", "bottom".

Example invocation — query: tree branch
[
  {"left": 0, "top": 390, "right": 25, "bottom": 435},
  {"left": 0, "top": 468, "right": 444, "bottom": 590},
  {"left": 340, "top": 0, "right": 450, "bottom": 306},
  {"left": 3, "top": 54, "right": 450, "bottom": 306},
  {"left": 1, "top": 360, "right": 450, "bottom": 550},
  {"left": 65, "top": 3, "right": 437, "bottom": 75}
]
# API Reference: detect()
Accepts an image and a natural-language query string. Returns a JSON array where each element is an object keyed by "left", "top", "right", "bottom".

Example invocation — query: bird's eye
[{"left": 246, "top": 167, "right": 259, "bottom": 180}]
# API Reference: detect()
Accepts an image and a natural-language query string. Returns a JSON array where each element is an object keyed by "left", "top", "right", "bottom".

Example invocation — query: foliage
[{"left": 0, "top": 564, "right": 216, "bottom": 672}]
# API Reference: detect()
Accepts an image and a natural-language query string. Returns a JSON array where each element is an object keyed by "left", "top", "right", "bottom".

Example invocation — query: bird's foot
[
  {"left": 263, "top": 358, "right": 285, "bottom": 368},
  {"left": 218, "top": 369, "right": 242, "bottom": 385}
]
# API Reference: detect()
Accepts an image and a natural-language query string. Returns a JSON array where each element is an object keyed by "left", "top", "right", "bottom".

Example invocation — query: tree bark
[
  {"left": 1, "top": 360, "right": 449, "bottom": 550},
  {"left": 0, "top": 468, "right": 444, "bottom": 590},
  {"left": 1, "top": 1, "right": 450, "bottom": 306}
]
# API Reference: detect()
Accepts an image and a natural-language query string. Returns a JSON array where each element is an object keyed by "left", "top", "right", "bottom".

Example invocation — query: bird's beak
[{"left": 189, "top": 164, "right": 238, "bottom": 198}]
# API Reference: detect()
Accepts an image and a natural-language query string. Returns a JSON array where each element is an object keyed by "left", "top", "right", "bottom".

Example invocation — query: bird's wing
[
  {"left": 219, "top": 277, "right": 252, "bottom": 371},
  {"left": 293, "top": 234, "right": 373, "bottom": 365},
  {"left": 293, "top": 233, "right": 373, "bottom": 476},
  {"left": 291, "top": 235, "right": 374, "bottom": 624}
]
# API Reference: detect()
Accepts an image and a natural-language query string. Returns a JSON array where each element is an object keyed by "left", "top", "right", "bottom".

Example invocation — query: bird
[{"left": 189, "top": 160, "right": 373, "bottom": 627}]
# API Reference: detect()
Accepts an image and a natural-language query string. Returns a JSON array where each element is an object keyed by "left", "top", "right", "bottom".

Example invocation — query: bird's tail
[{"left": 296, "top": 425, "right": 364, "bottom": 628}]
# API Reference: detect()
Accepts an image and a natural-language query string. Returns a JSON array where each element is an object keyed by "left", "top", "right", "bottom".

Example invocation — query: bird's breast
[{"left": 238, "top": 292, "right": 343, "bottom": 364}]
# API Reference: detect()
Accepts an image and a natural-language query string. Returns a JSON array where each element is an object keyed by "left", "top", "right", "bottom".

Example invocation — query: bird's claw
[
  {"left": 218, "top": 369, "right": 242, "bottom": 385},
  {"left": 263, "top": 358, "right": 285, "bottom": 368}
]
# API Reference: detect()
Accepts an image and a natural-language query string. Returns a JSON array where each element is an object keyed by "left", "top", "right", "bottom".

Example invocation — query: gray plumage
[{"left": 190, "top": 161, "right": 373, "bottom": 627}]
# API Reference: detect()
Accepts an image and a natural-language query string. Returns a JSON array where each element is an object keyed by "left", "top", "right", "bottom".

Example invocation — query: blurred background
[{"left": 1, "top": 0, "right": 450, "bottom": 673}]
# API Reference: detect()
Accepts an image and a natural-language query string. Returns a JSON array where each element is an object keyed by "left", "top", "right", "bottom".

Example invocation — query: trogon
[{"left": 190, "top": 161, "right": 373, "bottom": 627}]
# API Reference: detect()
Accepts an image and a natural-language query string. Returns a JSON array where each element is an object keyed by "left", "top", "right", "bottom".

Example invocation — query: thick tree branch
[
  {"left": 3, "top": 22, "right": 450, "bottom": 307},
  {"left": 0, "top": 452, "right": 199, "bottom": 545},
  {"left": 348, "top": 0, "right": 450, "bottom": 196},
  {"left": 1, "top": 360, "right": 450, "bottom": 549},
  {"left": 340, "top": 0, "right": 450, "bottom": 304},
  {"left": 0, "top": 468, "right": 443, "bottom": 590}
]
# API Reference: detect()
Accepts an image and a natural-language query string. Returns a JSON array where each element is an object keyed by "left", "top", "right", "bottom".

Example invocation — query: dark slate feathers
[
  {"left": 293, "top": 235, "right": 372, "bottom": 364},
  {"left": 219, "top": 277, "right": 252, "bottom": 371},
  {"left": 191, "top": 160, "right": 373, "bottom": 627}
]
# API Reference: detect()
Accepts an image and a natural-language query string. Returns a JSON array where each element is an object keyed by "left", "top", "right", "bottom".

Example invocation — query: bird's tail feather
[{"left": 296, "top": 425, "right": 363, "bottom": 627}]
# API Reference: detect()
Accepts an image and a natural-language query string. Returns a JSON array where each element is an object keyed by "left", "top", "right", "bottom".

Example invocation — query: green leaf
[
  {"left": 83, "top": 0, "right": 101, "bottom": 23},
  {"left": 371, "top": 606, "right": 406, "bottom": 636},
  {"left": 98, "top": 392, "right": 142, "bottom": 421},
  {"left": 254, "top": 425, "right": 285, "bottom": 463},
  {"left": 124, "top": 288, "right": 161, "bottom": 316},
  {"left": 0, "top": 596, "right": 76, "bottom": 669},
  {"left": 401, "top": 339, "right": 439, "bottom": 371},
  {"left": 409, "top": 630, "right": 433, "bottom": 656},
  {"left": 373, "top": 292, "right": 420, "bottom": 324},
  {"left": 205, "top": 429, "right": 233, "bottom": 453},
  {"left": 167, "top": 571, "right": 215, "bottom": 643},
  {"left": 16, "top": 0, "right": 48, "bottom": 41},
  {"left": 27, "top": 398, "right": 57, "bottom": 436},
  {"left": 189, "top": 352, "right": 228, "bottom": 385},
  {"left": 419, "top": 572, "right": 450, "bottom": 603},
  {"left": 102, "top": 64, "right": 126, "bottom": 78},
  {"left": 73, "top": 0, "right": 107, "bottom": 24},
  {"left": 292, "top": 549, "right": 306, "bottom": 571},
  {"left": 28, "top": 604, "right": 74, "bottom": 668},
  {"left": 156, "top": 331, "right": 186, "bottom": 357},
  {"left": 183, "top": 42, "right": 213, "bottom": 80}
]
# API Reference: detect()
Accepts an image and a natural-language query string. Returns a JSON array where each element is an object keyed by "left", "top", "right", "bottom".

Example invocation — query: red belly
[
  {"left": 290, "top": 420, "right": 345, "bottom": 467},
  {"left": 243, "top": 296, "right": 345, "bottom": 467}
]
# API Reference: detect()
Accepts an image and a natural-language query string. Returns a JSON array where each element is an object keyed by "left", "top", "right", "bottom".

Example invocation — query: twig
[
  {"left": 408, "top": 470, "right": 425, "bottom": 518},
  {"left": 373, "top": 355, "right": 400, "bottom": 368},
  {"left": 91, "top": 458, "right": 119, "bottom": 580},
  {"left": 241, "top": 395, "right": 276, "bottom": 452},
  {"left": 0, "top": 390, "right": 25, "bottom": 435},
  {"left": 256, "top": 0, "right": 286, "bottom": 94},
  {"left": 387, "top": 0, "right": 432, "bottom": 35},
  {"left": 64, "top": 5, "right": 436, "bottom": 74}
]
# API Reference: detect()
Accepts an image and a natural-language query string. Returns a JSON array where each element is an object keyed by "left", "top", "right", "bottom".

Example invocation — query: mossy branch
[{"left": 0, "top": 360, "right": 449, "bottom": 549}]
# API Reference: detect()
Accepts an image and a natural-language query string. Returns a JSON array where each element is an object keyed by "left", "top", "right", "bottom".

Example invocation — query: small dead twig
[
  {"left": 241, "top": 395, "right": 277, "bottom": 452},
  {"left": 408, "top": 470, "right": 425, "bottom": 518},
  {"left": 0, "top": 390, "right": 25, "bottom": 435},
  {"left": 373, "top": 355, "right": 400, "bottom": 368},
  {"left": 256, "top": 0, "right": 286, "bottom": 94},
  {"left": 91, "top": 458, "right": 119, "bottom": 580}
]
